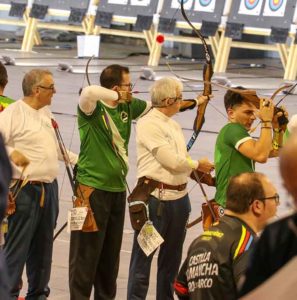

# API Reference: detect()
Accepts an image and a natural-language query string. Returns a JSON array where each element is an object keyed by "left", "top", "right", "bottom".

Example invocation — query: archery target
[
  {"left": 130, "top": 0, "right": 151, "bottom": 6},
  {"left": 269, "top": 0, "right": 284, "bottom": 10},
  {"left": 194, "top": 0, "right": 216, "bottom": 12},
  {"left": 171, "top": 0, "right": 193, "bottom": 10},
  {"left": 263, "top": 0, "right": 287, "bottom": 16},
  {"left": 245, "top": 0, "right": 260, "bottom": 9},
  {"left": 238, "top": 0, "right": 263, "bottom": 16},
  {"left": 108, "top": 0, "right": 128, "bottom": 4}
]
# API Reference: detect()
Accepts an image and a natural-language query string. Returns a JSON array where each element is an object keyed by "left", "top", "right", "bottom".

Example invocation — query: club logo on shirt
[{"left": 121, "top": 111, "right": 128, "bottom": 123}]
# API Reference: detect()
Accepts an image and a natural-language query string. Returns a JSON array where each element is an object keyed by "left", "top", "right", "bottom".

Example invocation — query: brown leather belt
[
  {"left": 157, "top": 182, "right": 187, "bottom": 191},
  {"left": 143, "top": 177, "right": 187, "bottom": 191}
]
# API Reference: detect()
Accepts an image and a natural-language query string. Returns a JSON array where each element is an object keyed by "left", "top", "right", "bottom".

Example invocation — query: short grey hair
[
  {"left": 150, "top": 77, "right": 183, "bottom": 107},
  {"left": 22, "top": 69, "right": 53, "bottom": 96}
]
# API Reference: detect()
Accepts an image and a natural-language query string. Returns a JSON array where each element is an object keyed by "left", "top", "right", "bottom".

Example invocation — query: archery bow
[
  {"left": 85, "top": 55, "right": 94, "bottom": 86},
  {"left": 79, "top": 56, "right": 95, "bottom": 95},
  {"left": 55, "top": 56, "right": 97, "bottom": 239},
  {"left": 180, "top": 0, "right": 213, "bottom": 151},
  {"left": 179, "top": 0, "right": 217, "bottom": 229},
  {"left": 52, "top": 119, "right": 76, "bottom": 240}
]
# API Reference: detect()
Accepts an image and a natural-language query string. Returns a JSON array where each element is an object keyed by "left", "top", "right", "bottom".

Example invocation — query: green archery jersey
[
  {"left": 0, "top": 95, "right": 14, "bottom": 111},
  {"left": 215, "top": 123, "right": 255, "bottom": 207},
  {"left": 77, "top": 98, "right": 148, "bottom": 192}
]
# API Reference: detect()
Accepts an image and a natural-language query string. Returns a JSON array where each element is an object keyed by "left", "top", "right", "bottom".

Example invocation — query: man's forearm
[
  {"left": 79, "top": 85, "right": 118, "bottom": 115},
  {"left": 254, "top": 123, "right": 273, "bottom": 162},
  {"left": 155, "top": 145, "right": 197, "bottom": 173}
]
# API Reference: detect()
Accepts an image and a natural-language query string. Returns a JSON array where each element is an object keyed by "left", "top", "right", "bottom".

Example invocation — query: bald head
[
  {"left": 226, "top": 172, "right": 267, "bottom": 213},
  {"left": 280, "top": 133, "right": 297, "bottom": 201},
  {"left": 226, "top": 172, "right": 278, "bottom": 232}
]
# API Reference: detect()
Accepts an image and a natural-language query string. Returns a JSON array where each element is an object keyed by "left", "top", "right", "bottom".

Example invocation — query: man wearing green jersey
[
  {"left": 283, "top": 114, "right": 297, "bottom": 142},
  {"left": 69, "top": 65, "right": 151, "bottom": 300},
  {"left": 214, "top": 88, "right": 283, "bottom": 207},
  {"left": 0, "top": 62, "right": 14, "bottom": 112}
]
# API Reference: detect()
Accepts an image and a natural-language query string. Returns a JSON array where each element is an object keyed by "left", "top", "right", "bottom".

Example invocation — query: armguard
[
  {"left": 190, "top": 170, "right": 216, "bottom": 187},
  {"left": 179, "top": 99, "right": 197, "bottom": 112}
]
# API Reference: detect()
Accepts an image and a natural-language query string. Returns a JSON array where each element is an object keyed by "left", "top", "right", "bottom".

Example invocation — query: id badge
[
  {"left": 67, "top": 207, "right": 88, "bottom": 233},
  {"left": 137, "top": 221, "right": 164, "bottom": 256}
]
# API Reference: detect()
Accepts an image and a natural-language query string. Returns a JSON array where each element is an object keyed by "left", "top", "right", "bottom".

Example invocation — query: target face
[
  {"left": 269, "top": 0, "right": 283, "bottom": 11},
  {"left": 238, "top": 0, "right": 263, "bottom": 15},
  {"left": 194, "top": 0, "right": 216, "bottom": 12},
  {"left": 199, "top": 0, "right": 212, "bottom": 6},
  {"left": 263, "top": 0, "right": 287, "bottom": 17},
  {"left": 244, "top": 0, "right": 260, "bottom": 9}
]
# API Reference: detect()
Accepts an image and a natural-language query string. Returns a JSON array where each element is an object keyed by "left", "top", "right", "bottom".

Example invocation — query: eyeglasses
[
  {"left": 38, "top": 85, "right": 55, "bottom": 91},
  {"left": 161, "top": 96, "right": 183, "bottom": 103},
  {"left": 258, "top": 193, "right": 280, "bottom": 205},
  {"left": 119, "top": 83, "right": 133, "bottom": 89},
  {"left": 173, "top": 96, "right": 183, "bottom": 102}
]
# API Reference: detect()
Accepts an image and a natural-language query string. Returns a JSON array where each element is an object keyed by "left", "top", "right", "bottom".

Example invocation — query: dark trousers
[
  {"left": 69, "top": 189, "right": 126, "bottom": 300},
  {"left": 128, "top": 194, "right": 191, "bottom": 300},
  {"left": 0, "top": 249, "right": 10, "bottom": 299},
  {"left": 4, "top": 180, "right": 59, "bottom": 300}
]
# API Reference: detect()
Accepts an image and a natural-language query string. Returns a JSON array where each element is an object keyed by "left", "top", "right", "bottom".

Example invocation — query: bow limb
[
  {"left": 51, "top": 118, "right": 76, "bottom": 240},
  {"left": 274, "top": 83, "right": 296, "bottom": 106},
  {"left": 250, "top": 84, "right": 293, "bottom": 133},
  {"left": 193, "top": 62, "right": 213, "bottom": 133},
  {"left": 180, "top": 0, "right": 213, "bottom": 149},
  {"left": 85, "top": 55, "right": 95, "bottom": 86},
  {"left": 180, "top": 0, "right": 211, "bottom": 65}
]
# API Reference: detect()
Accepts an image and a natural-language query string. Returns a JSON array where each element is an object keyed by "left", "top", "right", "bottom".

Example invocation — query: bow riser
[{"left": 203, "top": 62, "right": 213, "bottom": 97}]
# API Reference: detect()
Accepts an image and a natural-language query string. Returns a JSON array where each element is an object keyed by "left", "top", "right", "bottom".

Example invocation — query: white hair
[{"left": 150, "top": 77, "right": 183, "bottom": 107}]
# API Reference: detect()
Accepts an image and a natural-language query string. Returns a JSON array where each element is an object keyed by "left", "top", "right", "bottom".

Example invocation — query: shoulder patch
[{"left": 233, "top": 225, "right": 254, "bottom": 259}]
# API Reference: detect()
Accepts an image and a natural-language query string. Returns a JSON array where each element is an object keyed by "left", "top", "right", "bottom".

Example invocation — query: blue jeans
[
  {"left": 128, "top": 194, "right": 191, "bottom": 300},
  {"left": 4, "top": 180, "right": 59, "bottom": 300}
]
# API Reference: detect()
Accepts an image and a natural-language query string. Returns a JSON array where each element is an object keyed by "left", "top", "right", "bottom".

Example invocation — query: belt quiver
[
  {"left": 74, "top": 183, "right": 99, "bottom": 232},
  {"left": 201, "top": 200, "right": 224, "bottom": 231},
  {"left": 128, "top": 177, "right": 159, "bottom": 231},
  {"left": 6, "top": 180, "right": 20, "bottom": 217}
]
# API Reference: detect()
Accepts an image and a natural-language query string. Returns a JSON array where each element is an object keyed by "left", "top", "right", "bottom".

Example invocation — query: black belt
[
  {"left": 27, "top": 181, "right": 43, "bottom": 185},
  {"left": 12, "top": 180, "right": 44, "bottom": 185}
]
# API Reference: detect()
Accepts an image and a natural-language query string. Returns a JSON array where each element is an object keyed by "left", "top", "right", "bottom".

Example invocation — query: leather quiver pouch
[
  {"left": 74, "top": 183, "right": 99, "bottom": 232},
  {"left": 6, "top": 191, "right": 16, "bottom": 216},
  {"left": 201, "top": 200, "right": 224, "bottom": 231},
  {"left": 128, "top": 177, "right": 159, "bottom": 231}
]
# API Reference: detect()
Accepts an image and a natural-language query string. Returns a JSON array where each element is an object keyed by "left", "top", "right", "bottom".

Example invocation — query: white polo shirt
[
  {"left": 136, "top": 108, "right": 197, "bottom": 200},
  {"left": 0, "top": 100, "right": 77, "bottom": 182}
]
